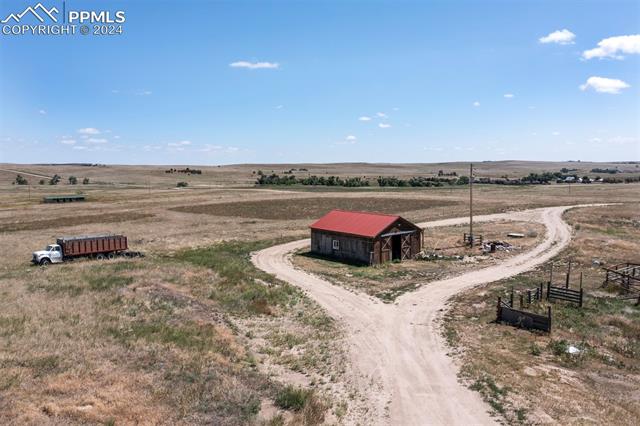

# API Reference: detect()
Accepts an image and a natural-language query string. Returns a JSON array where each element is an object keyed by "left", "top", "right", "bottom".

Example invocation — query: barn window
[{"left": 332, "top": 240, "right": 340, "bottom": 250}]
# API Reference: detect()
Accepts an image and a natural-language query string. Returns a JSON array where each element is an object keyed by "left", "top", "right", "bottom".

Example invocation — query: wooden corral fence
[
  {"left": 463, "top": 233, "right": 483, "bottom": 246},
  {"left": 496, "top": 296, "right": 552, "bottom": 333},
  {"left": 546, "top": 282, "right": 583, "bottom": 307},
  {"left": 603, "top": 263, "right": 640, "bottom": 305}
]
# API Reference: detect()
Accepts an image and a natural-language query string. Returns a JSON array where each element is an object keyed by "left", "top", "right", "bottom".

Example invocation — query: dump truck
[{"left": 31, "top": 234, "right": 142, "bottom": 265}]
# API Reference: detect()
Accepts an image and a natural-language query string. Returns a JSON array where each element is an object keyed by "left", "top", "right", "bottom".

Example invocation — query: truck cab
[{"left": 32, "top": 244, "right": 63, "bottom": 265}]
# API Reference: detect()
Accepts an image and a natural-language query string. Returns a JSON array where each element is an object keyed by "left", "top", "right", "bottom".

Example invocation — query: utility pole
[{"left": 469, "top": 163, "right": 474, "bottom": 247}]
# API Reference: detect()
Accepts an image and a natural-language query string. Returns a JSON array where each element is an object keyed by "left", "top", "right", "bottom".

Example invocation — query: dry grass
[
  {"left": 0, "top": 212, "right": 154, "bottom": 233},
  {"left": 445, "top": 203, "right": 640, "bottom": 425}
]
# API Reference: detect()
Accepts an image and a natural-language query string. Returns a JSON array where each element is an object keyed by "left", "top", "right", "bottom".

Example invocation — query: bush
[
  {"left": 14, "top": 174, "right": 28, "bottom": 185},
  {"left": 176, "top": 181, "right": 188, "bottom": 188},
  {"left": 68, "top": 176, "right": 78, "bottom": 185},
  {"left": 275, "top": 385, "right": 311, "bottom": 411},
  {"left": 82, "top": 177, "right": 90, "bottom": 184},
  {"left": 39, "top": 179, "right": 45, "bottom": 185},
  {"left": 548, "top": 339, "right": 569, "bottom": 356},
  {"left": 49, "top": 174, "right": 61, "bottom": 185}
]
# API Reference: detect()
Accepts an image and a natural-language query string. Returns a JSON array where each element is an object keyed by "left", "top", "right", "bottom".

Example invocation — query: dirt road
[
  {"left": 252, "top": 206, "right": 582, "bottom": 425},
  {"left": 0, "top": 168, "right": 52, "bottom": 179}
]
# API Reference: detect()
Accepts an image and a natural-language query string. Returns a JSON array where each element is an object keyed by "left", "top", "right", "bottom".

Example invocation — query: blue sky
[{"left": 1, "top": 0, "right": 639, "bottom": 164}]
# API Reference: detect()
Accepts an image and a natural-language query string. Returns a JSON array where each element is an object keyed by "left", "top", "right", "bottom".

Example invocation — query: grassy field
[
  {"left": 444, "top": 204, "right": 640, "bottom": 425},
  {"left": 0, "top": 162, "right": 638, "bottom": 424},
  {"left": 170, "top": 197, "right": 458, "bottom": 220}
]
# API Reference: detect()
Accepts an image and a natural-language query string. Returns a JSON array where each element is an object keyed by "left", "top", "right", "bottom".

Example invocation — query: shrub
[
  {"left": 176, "top": 181, "right": 188, "bottom": 188},
  {"left": 548, "top": 339, "right": 569, "bottom": 356},
  {"left": 275, "top": 385, "right": 311, "bottom": 411},
  {"left": 49, "top": 174, "right": 61, "bottom": 185},
  {"left": 14, "top": 174, "right": 28, "bottom": 185},
  {"left": 82, "top": 177, "right": 90, "bottom": 184},
  {"left": 68, "top": 176, "right": 78, "bottom": 185}
]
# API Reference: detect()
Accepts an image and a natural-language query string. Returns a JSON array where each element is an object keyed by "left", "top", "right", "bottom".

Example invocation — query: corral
[{"left": 310, "top": 210, "right": 423, "bottom": 265}]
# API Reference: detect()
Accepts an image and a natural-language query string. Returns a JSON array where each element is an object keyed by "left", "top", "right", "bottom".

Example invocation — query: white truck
[{"left": 32, "top": 234, "right": 141, "bottom": 265}]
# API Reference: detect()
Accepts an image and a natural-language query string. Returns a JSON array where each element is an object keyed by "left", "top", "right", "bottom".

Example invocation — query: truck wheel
[
  {"left": 96, "top": 253, "right": 105, "bottom": 260},
  {"left": 107, "top": 252, "right": 115, "bottom": 260},
  {"left": 39, "top": 258, "right": 51, "bottom": 266}
]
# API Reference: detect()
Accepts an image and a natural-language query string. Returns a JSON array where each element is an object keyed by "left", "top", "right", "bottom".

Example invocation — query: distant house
[{"left": 309, "top": 210, "right": 423, "bottom": 265}]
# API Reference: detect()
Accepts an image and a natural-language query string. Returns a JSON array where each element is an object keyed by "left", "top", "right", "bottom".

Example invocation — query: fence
[
  {"left": 463, "top": 233, "right": 483, "bottom": 246},
  {"left": 546, "top": 282, "right": 583, "bottom": 307},
  {"left": 603, "top": 263, "right": 640, "bottom": 305},
  {"left": 496, "top": 297, "right": 552, "bottom": 333}
]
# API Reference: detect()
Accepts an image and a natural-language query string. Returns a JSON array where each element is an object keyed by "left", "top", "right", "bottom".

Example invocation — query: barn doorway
[{"left": 391, "top": 235, "right": 402, "bottom": 260}]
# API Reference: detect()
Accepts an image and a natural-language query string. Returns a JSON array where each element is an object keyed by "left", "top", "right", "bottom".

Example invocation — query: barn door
[
  {"left": 381, "top": 237, "right": 391, "bottom": 263},
  {"left": 401, "top": 234, "right": 412, "bottom": 260}
]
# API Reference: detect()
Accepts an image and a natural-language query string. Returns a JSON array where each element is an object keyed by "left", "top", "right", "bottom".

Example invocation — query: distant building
[{"left": 309, "top": 210, "right": 423, "bottom": 265}]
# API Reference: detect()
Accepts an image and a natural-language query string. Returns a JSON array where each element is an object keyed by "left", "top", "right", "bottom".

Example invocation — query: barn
[{"left": 309, "top": 209, "right": 423, "bottom": 265}]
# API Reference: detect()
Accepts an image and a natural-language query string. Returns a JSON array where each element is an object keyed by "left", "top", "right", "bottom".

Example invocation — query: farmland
[{"left": 0, "top": 162, "right": 639, "bottom": 425}]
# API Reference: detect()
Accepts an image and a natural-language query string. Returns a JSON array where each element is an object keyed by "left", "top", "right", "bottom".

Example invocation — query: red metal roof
[{"left": 309, "top": 209, "right": 400, "bottom": 238}]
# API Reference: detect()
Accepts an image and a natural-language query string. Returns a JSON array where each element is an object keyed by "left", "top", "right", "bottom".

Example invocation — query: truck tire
[
  {"left": 39, "top": 258, "right": 51, "bottom": 266},
  {"left": 107, "top": 252, "right": 115, "bottom": 260},
  {"left": 96, "top": 253, "right": 105, "bottom": 260}
]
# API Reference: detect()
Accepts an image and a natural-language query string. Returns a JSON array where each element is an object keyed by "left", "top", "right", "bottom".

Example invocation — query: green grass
[{"left": 173, "top": 239, "right": 300, "bottom": 315}]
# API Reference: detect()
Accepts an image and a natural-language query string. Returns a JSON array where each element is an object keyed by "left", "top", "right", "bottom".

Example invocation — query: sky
[{"left": 0, "top": 0, "right": 639, "bottom": 165}]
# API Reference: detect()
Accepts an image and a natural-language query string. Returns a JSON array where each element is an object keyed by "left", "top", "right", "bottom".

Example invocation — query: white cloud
[
  {"left": 39, "top": 109, "right": 46, "bottom": 115},
  {"left": 504, "top": 93, "right": 514, "bottom": 99},
  {"left": 345, "top": 135, "right": 357, "bottom": 142},
  {"left": 378, "top": 123, "right": 391, "bottom": 128},
  {"left": 136, "top": 90, "right": 152, "bottom": 96},
  {"left": 86, "top": 138, "right": 108, "bottom": 144},
  {"left": 230, "top": 61, "right": 279, "bottom": 69},
  {"left": 582, "top": 34, "right": 640, "bottom": 59},
  {"left": 358, "top": 116, "right": 372, "bottom": 121},
  {"left": 376, "top": 112, "right": 388, "bottom": 118},
  {"left": 72, "top": 146, "right": 88, "bottom": 150},
  {"left": 539, "top": 29, "right": 576, "bottom": 45},
  {"left": 60, "top": 139, "right": 76, "bottom": 145},
  {"left": 77, "top": 127, "right": 100, "bottom": 135},
  {"left": 552, "top": 131, "right": 560, "bottom": 136},
  {"left": 275, "top": 105, "right": 284, "bottom": 109},
  {"left": 168, "top": 140, "right": 192, "bottom": 147},
  {"left": 580, "top": 76, "right": 630, "bottom": 94},
  {"left": 472, "top": 101, "right": 480, "bottom": 107}
]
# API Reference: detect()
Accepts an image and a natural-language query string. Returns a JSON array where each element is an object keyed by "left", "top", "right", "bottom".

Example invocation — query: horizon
[{"left": 1, "top": 0, "right": 639, "bottom": 164}]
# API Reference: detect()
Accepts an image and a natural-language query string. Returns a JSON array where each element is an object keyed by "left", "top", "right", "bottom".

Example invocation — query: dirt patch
[
  {"left": 170, "top": 197, "right": 458, "bottom": 220},
  {"left": 0, "top": 212, "right": 154, "bottom": 233}
]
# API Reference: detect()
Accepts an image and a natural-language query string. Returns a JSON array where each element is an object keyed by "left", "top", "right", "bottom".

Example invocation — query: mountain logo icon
[{"left": 2, "top": 3, "right": 59, "bottom": 24}]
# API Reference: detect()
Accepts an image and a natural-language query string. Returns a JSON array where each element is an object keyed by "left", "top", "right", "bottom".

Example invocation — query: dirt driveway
[{"left": 252, "top": 206, "right": 590, "bottom": 425}]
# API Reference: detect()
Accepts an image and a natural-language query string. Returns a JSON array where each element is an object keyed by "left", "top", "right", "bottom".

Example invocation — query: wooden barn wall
[{"left": 311, "top": 231, "right": 373, "bottom": 264}]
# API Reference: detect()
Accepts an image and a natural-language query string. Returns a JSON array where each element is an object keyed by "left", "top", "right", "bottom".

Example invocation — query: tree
[
  {"left": 68, "top": 176, "right": 78, "bottom": 185},
  {"left": 14, "top": 174, "right": 28, "bottom": 185},
  {"left": 82, "top": 177, "right": 90, "bottom": 185},
  {"left": 39, "top": 179, "right": 45, "bottom": 185},
  {"left": 49, "top": 174, "right": 61, "bottom": 185},
  {"left": 176, "top": 181, "right": 188, "bottom": 187}
]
